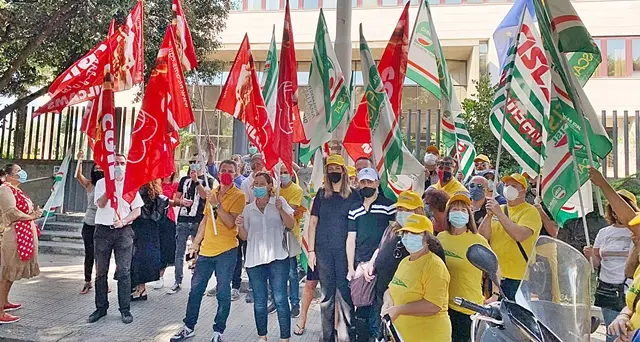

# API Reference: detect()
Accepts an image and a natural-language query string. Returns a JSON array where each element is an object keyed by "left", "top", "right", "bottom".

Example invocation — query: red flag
[
  {"left": 274, "top": 0, "right": 300, "bottom": 172},
  {"left": 216, "top": 34, "right": 278, "bottom": 170},
  {"left": 93, "top": 68, "right": 119, "bottom": 212},
  {"left": 123, "top": 27, "right": 194, "bottom": 203},
  {"left": 172, "top": 0, "right": 198, "bottom": 71},
  {"left": 343, "top": 3, "right": 410, "bottom": 161},
  {"left": 34, "top": 2, "right": 144, "bottom": 116}
]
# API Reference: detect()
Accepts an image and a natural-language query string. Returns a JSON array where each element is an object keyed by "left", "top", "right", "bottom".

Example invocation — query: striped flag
[
  {"left": 260, "top": 25, "right": 278, "bottom": 127},
  {"left": 490, "top": 4, "right": 550, "bottom": 178},
  {"left": 407, "top": 0, "right": 441, "bottom": 100},
  {"left": 43, "top": 149, "right": 73, "bottom": 217},
  {"left": 360, "top": 25, "right": 424, "bottom": 200}
]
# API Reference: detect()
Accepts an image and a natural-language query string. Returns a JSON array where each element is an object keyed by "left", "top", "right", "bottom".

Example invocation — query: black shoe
[
  {"left": 291, "top": 304, "right": 300, "bottom": 318},
  {"left": 120, "top": 310, "right": 133, "bottom": 324},
  {"left": 87, "top": 309, "right": 107, "bottom": 323},
  {"left": 245, "top": 290, "right": 254, "bottom": 303},
  {"left": 131, "top": 290, "right": 148, "bottom": 302}
]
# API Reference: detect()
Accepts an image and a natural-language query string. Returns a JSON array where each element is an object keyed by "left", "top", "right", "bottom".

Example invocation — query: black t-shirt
[
  {"left": 177, "top": 175, "right": 215, "bottom": 223},
  {"left": 374, "top": 234, "right": 408, "bottom": 296},
  {"left": 473, "top": 204, "right": 488, "bottom": 227},
  {"left": 311, "top": 188, "right": 361, "bottom": 251},
  {"left": 348, "top": 194, "right": 396, "bottom": 263}
]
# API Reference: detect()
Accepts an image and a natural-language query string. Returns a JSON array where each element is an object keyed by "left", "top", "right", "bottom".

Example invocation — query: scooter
[{"left": 456, "top": 236, "right": 600, "bottom": 342}]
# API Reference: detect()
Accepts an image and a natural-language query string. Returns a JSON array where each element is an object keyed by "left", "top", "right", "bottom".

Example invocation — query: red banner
[
  {"left": 93, "top": 71, "right": 118, "bottom": 212},
  {"left": 34, "top": 1, "right": 144, "bottom": 116},
  {"left": 343, "top": 3, "right": 410, "bottom": 162},
  {"left": 216, "top": 34, "right": 278, "bottom": 170},
  {"left": 123, "top": 27, "right": 194, "bottom": 203},
  {"left": 172, "top": 0, "right": 198, "bottom": 72}
]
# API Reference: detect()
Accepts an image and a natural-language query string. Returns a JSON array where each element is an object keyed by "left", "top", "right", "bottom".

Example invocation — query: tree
[
  {"left": 461, "top": 74, "right": 520, "bottom": 175},
  {"left": 0, "top": 0, "right": 229, "bottom": 120}
]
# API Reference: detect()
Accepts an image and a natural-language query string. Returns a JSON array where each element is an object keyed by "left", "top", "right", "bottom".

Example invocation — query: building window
[
  {"left": 324, "top": 0, "right": 337, "bottom": 8},
  {"left": 607, "top": 39, "right": 626, "bottom": 77},
  {"left": 266, "top": 0, "right": 279, "bottom": 10},
  {"left": 593, "top": 39, "right": 602, "bottom": 77},
  {"left": 479, "top": 41, "right": 488, "bottom": 76},
  {"left": 633, "top": 39, "right": 640, "bottom": 77},
  {"left": 428, "top": 0, "right": 440, "bottom": 4},
  {"left": 445, "top": 0, "right": 462, "bottom": 4},
  {"left": 303, "top": 0, "right": 318, "bottom": 8},
  {"left": 246, "top": 0, "right": 261, "bottom": 10},
  {"left": 382, "top": 0, "right": 398, "bottom": 6},
  {"left": 466, "top": 0, "right": 484, "bottom": 3},
  {"left": 362, "top": 0, "right": 377, "bottom": 7}
]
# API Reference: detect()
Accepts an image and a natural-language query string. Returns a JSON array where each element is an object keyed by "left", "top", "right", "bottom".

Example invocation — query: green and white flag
[
  {"left": 43, "top": 149, "right": 73, "bottom": 217},
  {"left": 360, "top": 25, "right": 424, "bottom": 200},
  {"left": 490, "top": 6, "right": 550, "bottom": 178},
  {"left": 407, "top": 0, "right": 442, "bottom": 99},
  {"left": 261, "top": 25, "right": 278, "bottom": 127},
  {"left": 299, "top": 10, "right": 350, "bottom": 164}
]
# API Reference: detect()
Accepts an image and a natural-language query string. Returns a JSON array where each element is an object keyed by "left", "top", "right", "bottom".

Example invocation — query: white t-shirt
[
  {"left": 242, "top": 196, "right": 293, "bottom": 268},
  {"left": 94, "top": 178, "right": 144, "bottom": 226},
  {"left": 594, "top": 225, "right": 633, "bottom": 284},
  {"left": 241, "top": 174, "right": 255, "bottom": 203}
]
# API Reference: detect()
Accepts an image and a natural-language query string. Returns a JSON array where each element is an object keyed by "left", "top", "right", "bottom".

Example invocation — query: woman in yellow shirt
[
  {"left": 381, "top": 214, "right": 451, "bottom": 342},
  {"left": 438, "top": 193, "right": 497, "bottom": 342}
]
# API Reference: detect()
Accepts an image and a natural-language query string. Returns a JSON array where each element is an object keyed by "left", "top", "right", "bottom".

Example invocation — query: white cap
[{"left": 358, "top": 168, "right": 379, "bottom": 182}]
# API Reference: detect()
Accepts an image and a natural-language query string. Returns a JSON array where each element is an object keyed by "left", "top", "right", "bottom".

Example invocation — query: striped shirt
[{"left": 348, "top": 193, "right": 397, "bottom": 263}]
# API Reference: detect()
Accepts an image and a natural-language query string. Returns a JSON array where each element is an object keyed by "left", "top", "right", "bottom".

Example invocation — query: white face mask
[{"left": 504, "top": 185, "right": 520, "bottom": 201}]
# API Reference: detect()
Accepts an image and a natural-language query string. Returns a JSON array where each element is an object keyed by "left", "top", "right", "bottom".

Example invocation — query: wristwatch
[{"left": 212, "top": 203, "right": 220, "bottom": 210}]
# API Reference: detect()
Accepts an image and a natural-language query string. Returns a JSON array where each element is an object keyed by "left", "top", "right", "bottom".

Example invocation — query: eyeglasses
[{"left": 393, "top": 240, "right": 405, "bottom": 259}]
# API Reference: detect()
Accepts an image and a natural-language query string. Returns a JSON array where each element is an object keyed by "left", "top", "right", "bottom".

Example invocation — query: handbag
[
  {"left": 350, "top": 262, "right": 376, "bottom": 307},
  {"left": 594, "top": 279, "right": 625, "bottom": 312}
]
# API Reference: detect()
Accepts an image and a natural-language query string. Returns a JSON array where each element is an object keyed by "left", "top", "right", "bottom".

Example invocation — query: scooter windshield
[{"left": 515, "top": 236, "right": 592, "bottom": 342}]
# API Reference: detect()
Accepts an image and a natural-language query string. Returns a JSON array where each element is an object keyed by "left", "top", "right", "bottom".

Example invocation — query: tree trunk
[{"left": 12, "top": 106, "right": 27, "bottom": 159}]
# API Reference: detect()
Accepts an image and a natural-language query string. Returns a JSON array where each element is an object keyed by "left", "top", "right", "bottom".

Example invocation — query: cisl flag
[
  {"left": 343, "top": 3, "right": 409, "bottom": 162},
  {"left": 35, "top": 1, "right": 144, "bottom": 115},
  {"left": 123, "top": 26, "right": 194, "bottom": 203},
  {"left": 172, "top": 0, "right": 198, "bottom": 71},
  {"left": 216, "top": 34, "right": 278, "bottom": 170}
]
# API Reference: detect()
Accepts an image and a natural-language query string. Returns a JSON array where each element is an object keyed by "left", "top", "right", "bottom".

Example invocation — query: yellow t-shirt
[
  {"left": 431, "top": 179, "right": 468, "bottom": 197},
  {"left": 438, "top": 231, "right": 490, "bottom": 315},
  {"left": 200, "top": 185, "right": 246, "bottom": 257},
  {"left": 627, "top": 266, "right": 640, "bottom": 330},
  {"left": 279, "top": 183, "right": 303, "bottom": 239},
  {"left": 490, "top": 202, "right": 542, "bottom": 280},
  {"left": 389, "top": 252, "right": 452, "bottom": 342}
]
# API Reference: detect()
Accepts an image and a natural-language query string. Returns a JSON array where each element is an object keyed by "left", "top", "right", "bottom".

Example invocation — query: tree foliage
[
  {"left": 461, "top": 74, "right": 520, "bottom": 175},
  {"left": 0, "top": 0, "right": 229, "bottom": 119}
]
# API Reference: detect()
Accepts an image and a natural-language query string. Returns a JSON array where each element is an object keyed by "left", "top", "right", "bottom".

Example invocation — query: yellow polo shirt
[
  {"left": 200, "top": 185, "right": 246, "bottom": 257},
  {"left": 389, "top": 252, "right": 451, "bottom": 342},
  {"left": 438, "top": 231, "right": 491, "bottom": 315},
  {"left": 279, "top": 183, "right": 303, "bottom": 239},
  {"left": 490, "top": 202, "right": 542, "bottom": 280},
  {"left": 431, "top": 179, "right": 468, "bottom": 197}
]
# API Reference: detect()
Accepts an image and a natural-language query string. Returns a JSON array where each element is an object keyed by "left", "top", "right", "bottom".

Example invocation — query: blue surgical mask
[
  {"left": 114, "top": 165, "right": 125, "bottom": 179},
  {"left": 281, "top": 174, "right": 292, "bottom": 185},
  {"left": 424, "top": 204, "right": 433, "bottom": 217},
  {"left": 190, "top": 163, "right": 201, "bottom": 172},
  {"left": 17, "top": 170, "right": 28, "bottom": 183},
  {"left": 396, "top": 211, "right": 411, "bottom": 226},
  {"left": 401, "top": 233, "right": 425, "bottom": 254},
  {"left": 448, "top": 211, "right": 470, "bottom": 229},
  {"left": 469, "top": 185, "right": 485, "bottom": 201},
  {"left": 248, "top": 146, "right": 258, "bottom": 154},
  {"left": 253, "top": 186, "right": 268, "bottom": 199}
]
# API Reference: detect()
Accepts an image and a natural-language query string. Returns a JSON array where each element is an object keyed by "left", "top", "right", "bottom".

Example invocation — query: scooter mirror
[{"left": 467, "top": 244, "right": 500, "bottom": 287}]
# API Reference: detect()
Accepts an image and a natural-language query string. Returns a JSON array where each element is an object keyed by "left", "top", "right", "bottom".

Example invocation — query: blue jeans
[
  {"left": 289, "top": 256, "right": 300, "bottom": 307},
  {"left": 247, "top": 258, "right": 291, "bottom": 339},
  {"left": 602, "top": 307, "right": 620, "bottom": 342},
  {"left": 183, "top": 248, "right": 237, "bottom": 333},
  {"left": 174, "top": 222, "right": 199, "bottom": 285}
]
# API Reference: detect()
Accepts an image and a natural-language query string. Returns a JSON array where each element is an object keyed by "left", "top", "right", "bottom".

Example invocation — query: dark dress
[{"left": 131, "top": 188, "right": 168, "bottom": 287}]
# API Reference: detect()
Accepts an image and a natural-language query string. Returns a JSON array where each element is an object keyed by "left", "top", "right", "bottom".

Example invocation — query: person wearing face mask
[
  {"left": 168, "top": 155, "right": 215, "bottom": 295},
  {"left": 479, "top": 169, "right": 505, "bottom": 198},
  {"left": 241, "top": 153, "right": 267, "bottom": 204},
  {"left": 231, "top": 154, "right": 246, "bottom": 188},
  {"left": 430, "top": 156, "right": 468, "bottom": 198},
  {"left": 89, "top": 154, "right": 144, "bottom": 324},
  {"left": 235, "top": 172, "right": 295, "bottom": 342},
  {"left": 75, "top": 150, "right": 105, "bottom": 295},
  {"left": 171, "top": 160, "right": 246, "bottom": 342},
  {"left": 478, "top": 173, "right": 542, "bottom": 300},
  {"left": 381, "top": 214, "right": 451, "bottom": 342},
  {"left": 423, "top": 152, "right": 439, "bottom": 189},
  {"left": 278, "top": 164, "right": 304, "bottom": 319},
  {"left": 0, "top": 163, "right": 43, "bottom": 324},
  {"left": 248, "top": 143, "right": 259, "bottom": 155},
  {"left": 346, "top": 168, "right": 396, "bottom": 341},
  {"left": 468, "top": 176, "right": 507, "bottom": 226},
  {"left": 306, "top": 154, "right": 361, "bottom": 342},
  {"left": 347, "top": 166, "right": 358, "bottom": 189},
  {"left": 438, "top": 194, "right": 498, "bottom": 342},
  {"left": 423, "top": 188, "right": 450, "bottom": 233}
]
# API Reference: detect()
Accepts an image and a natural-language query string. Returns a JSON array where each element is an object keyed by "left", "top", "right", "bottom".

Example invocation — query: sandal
[
  {"left": 293, "top": 323, "right": 305, "bottom": 336},
  {"left": 80, "top": 282, "right": 92, "bottom": 295}
]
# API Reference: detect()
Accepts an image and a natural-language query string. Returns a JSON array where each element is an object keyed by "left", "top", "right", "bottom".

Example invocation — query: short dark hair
[
  {"left": 424, "top": 189, "right": 450, "bottom": 213},
  {"left": 355, "top": 157, "right": 373, "bottom": 166},
  {"left": 115, "top": 153, "right": 126, "bottom": 159},
  {"left": 0, "top": 164, "right": 16, "bottom": 177},
  {"left": 254, "top": 171, "right": 274, "bottom": 186},
  {"left": 220, "top": 159, "right": 238, "bottom": 171}
]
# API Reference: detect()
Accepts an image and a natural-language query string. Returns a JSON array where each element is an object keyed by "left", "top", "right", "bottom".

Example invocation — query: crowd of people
[{"left": 3, "top": 142, "right": 640, "bottom": 342}]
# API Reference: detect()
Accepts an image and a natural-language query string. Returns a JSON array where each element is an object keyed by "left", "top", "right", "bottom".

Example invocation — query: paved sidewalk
[{"left": 0, "top": 254, "right": 321, "bottom": 342}]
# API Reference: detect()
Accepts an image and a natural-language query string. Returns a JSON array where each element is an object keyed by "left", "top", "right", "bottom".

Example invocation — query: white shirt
[
  {"left": 594, "top": 225, "right": 633, "bottom": 284},
  {"left": 94, "top": 178, "right": 144, "bottom": 226},
  {"left": 242, "top": 196, "right": 293, "bottom": 268},
  {"left": 241, "top": 174, "right": 255, "bottom": 203}
]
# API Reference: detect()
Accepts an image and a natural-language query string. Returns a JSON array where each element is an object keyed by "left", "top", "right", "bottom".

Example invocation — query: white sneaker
[
  {"left": 166, "top": 284, "right": 181, "bottom": 294},
  {"left": 230, "top": 288, "right": 240, "bottom": 301},
  {"left": 211, "top": 331, "right": 223, "bottom": 342},
  {"left": 152, "top": 277, "right": 164, "bottom": 289}
]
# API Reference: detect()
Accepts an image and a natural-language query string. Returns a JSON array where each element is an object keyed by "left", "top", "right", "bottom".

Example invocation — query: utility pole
[{"left": 332, "top": 0, "right": 352, "bottom": 157}]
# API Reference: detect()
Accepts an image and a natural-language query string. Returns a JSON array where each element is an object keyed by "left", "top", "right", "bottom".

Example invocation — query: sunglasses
[
  {"left": 393, "top": 240, "right": 405, "bottom": 259},
  {"left": 469, "top": 183, "right": 484, "bottom": 189}
]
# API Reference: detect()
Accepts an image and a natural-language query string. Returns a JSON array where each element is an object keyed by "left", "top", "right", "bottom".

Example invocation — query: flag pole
[
  {"left": 568, "top": 129, "right": 594, "bottom": 272},
  {"left": 332, "top": 0, "right": 352, "bottom": 157}
]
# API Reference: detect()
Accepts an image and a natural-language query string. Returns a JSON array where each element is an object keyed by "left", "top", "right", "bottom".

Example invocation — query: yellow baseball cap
[
  {"left": 395, "top": 190, "right": 423, "bottom": 210},
  {"left": 347, "top": 166, "right": 356, "bottom": 178},
  {"left": 501, "top": 173, "right": 528, "bottom": 190},
  {"left": 617, "top": 189, "right": 637, "bottom": 206},
  {"left": 474, "top": 154, "right": 490, "bottom": 164},
  {"left": 630, "top": 213, "right": 640, "bottom": 226},
  {"left": 399, "top": 214, "right": 434, "bottom": 235},
  {"left": 326, "top": 154, "right": 345, "bottom": 167},
  {"left": 447, "top": 192, "right": 471, "bottom": 208},
  {"left": 426, "top": 145, "right": 440, "bottom": 156}
]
